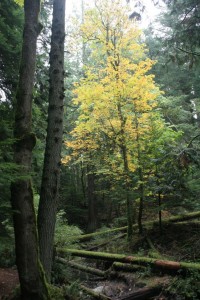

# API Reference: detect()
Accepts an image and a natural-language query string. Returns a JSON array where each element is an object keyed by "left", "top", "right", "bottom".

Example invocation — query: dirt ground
[{"left": 0, "top": 268, "right": 19, "bottom": 300}]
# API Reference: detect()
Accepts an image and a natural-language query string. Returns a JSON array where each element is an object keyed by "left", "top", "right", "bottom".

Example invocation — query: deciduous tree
[{"left": 64, "top": 0, "right": 161, "bottom": 239}]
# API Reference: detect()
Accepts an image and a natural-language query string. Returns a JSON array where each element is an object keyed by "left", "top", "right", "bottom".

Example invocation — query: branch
[
  {"left": 187, "top": 133, "right": 200, "bottom": 148},
  {"left": 176, "top": 47, "right": 200, "bottom": 57}
]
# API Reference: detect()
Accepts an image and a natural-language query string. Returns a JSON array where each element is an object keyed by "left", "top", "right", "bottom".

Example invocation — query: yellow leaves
[
  {"left": 14, "top": 0, "right": 24, "bottom": 6},
  {"left": 63, "top": 0, "right": 167, "bottom": 183},
  {"left": 61, "top": 155, "right": 71, "bottom": 165}
]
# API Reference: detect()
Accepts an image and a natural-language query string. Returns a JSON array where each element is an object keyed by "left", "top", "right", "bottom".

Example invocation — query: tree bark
[
  {"left": 38, "top": 0, "right": 66, "bottom": 281},
  {"left": 10, "top": 0, "right": 49, "bottom": 299}
]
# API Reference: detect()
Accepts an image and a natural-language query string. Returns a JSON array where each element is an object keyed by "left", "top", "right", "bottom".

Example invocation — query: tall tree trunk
[
  {"left": 158, "top": 191, "right": 162, "bottom": 235},
  {"left": 38, "top": 0, "right": 66, "bottom": 280},
  {"left": 87, "top": 166, "right": 97, "bottom": 233},
  {"left": 117, "top": 104, "right": 133, "bottom": 240},
  {"left": 122, "top": 145, "right": 133, "bottom": 240},
  {"left": 135, "top": 114, "right": 144, "bottom": 234},
  {"left": 138, "top": 168, "right": 144, "bottom": 235},
  {"left": 10, "top": 0, "right": 49, "bottom": 299}
]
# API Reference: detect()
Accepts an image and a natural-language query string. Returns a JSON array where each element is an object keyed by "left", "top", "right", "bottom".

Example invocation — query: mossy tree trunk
[
  {"left": 10, "top": 0, "right": 49, "bottom": 299},
  {"left": 38, "top": 0, "right": 66, "bottom": 281}
]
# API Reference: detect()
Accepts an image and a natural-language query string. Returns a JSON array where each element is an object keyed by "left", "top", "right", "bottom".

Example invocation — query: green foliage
[
  {"left": 0, "top": 220, "right": 15, "bottom": 267},
  {"left": 136, "top": 264, "right": 152, "bottom": 279},
  {"left": 0, "top": 0, "right": 23, "bottom": 97},
  {"left": 54, "top": 210, "right": 83, "bottom": 248},
  {"left": 63, "top": 281, "right": 80, "bottom": 300},
  {"left": 167, "top": 270, "right": 200, "bottom": 299},
  {"left": 14, "top": 0, "right": 23, "bottom": 5},
  {"left": 48, "top": 285, "right": 65, "bottom": 300}
]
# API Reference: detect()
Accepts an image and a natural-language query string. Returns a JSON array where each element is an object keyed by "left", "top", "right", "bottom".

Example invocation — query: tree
[
  {"left": 38, "top": 0, "right": 66, "bottom": 280},
  {"left": 144, "top": 0, "right": 200, "bottom": 210},
  {"left": 10, "top": 0, "right": 49, "bottom": 298},
  {"left": 64, "top": 0, "right": 161, "bottom": 239}
]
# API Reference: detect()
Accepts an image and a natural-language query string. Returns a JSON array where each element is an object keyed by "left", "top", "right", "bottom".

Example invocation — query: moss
[{"left": 48, "top": 285, "right": 65, "bottom": 300}]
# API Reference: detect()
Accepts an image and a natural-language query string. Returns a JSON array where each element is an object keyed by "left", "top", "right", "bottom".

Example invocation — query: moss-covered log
[
  {"left": 112, "top": 262, "right": 146, "bottom": 272},
  {"left": 56, "top": 257, "right": 105, "bottom": 277},
  {"left": 163, "top": 211, "right": 200, "bottom": 223},
  {"left": 58, "top": 248, "right": 200, "bottom": 272},
  {"left": 87, "top": 233, "right": 126, "bottom": 251},
  {"left": 69, "top": 226, "right": 128, "bottom": 242},
  {"left": 68, "top": 211, "right": 200, "bottom": 242}
]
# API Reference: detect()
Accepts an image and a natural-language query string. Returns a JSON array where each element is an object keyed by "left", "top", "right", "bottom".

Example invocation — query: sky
[
  {"left": 65, "top": 0, "right": 166, "bottom": 29},
  {"left": 0, "top": 0, "right": 166, "bottom": 103}
]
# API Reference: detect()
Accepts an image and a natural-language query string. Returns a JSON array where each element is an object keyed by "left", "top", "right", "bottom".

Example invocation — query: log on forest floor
[
  {"left": 87, "top": 233, "right": 126, "bottom": 251},
  {"left": 116, "top": 286, "right": 162, "bottom": 300},
  {"left": 67, "top": 210, "right": 200, "bottom": 242},
  {"left": 56, "top": 257, "right": 142, "bottom": 280},
  {"left": 112, "top": 262, "right": 146, "bottom": 272},
  {"left": 56, "top": 257, "right": 106, "bottom": 277},
  {"left": 58, "top": 248, "right": 200, "bottom": 272}
]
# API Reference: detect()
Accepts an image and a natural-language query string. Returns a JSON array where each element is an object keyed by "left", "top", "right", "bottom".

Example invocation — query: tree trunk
[
  {"left": 117, "top": 104, "right": 133, "bottom": 240},
  {"left": 137, "top": 168, "right": 144, "bottom": 235},
  {"left": 87, "top": 166, "right": 97, "bottom": 233},
  {"left": 158, "top": 192, "right": 162, "bottom": 235},
  {"left": 10, "top": 0, "right": 49, "bottom": 299},
  {"left": 38, "top": 0, "right": 66, "bottom": 281}
]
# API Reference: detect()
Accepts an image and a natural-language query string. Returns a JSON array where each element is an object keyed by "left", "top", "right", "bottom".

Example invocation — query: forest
[{"left": 0, "top": 0, "right": 200, "bottom": 299}]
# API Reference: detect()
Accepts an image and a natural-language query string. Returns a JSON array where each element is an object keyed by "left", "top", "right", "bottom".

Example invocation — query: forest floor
[
  {"left": 58, "top": 220, "right": 200, "bottom": 300},
  {"left": 0, "top": 268, "right": 18, "bottom": 300},
  {"left": 0, "top": 216, "right": 199, "bottom": 299}
]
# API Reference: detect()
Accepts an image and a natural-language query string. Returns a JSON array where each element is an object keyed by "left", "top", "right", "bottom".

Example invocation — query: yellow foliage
[{"left": 63, "top": 0, "right": 165, "bottom": 183}]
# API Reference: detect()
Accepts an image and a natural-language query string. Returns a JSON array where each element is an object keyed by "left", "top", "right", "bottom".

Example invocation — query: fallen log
[
  {"left": 68, "top": 226, "right": 128, "bottom": 242},
  {"left": 112, "top": 262, "right": 146, "bottom": 272},
  {"left": 87, "top": 233, "right": 126, "bottom": 251},
  {"left": 116, "top": 286, "right": 162, "bottom": 300},
  {"left": 56, "top": 257, "right": 105, "bottom": 277},
  {"left": 167, "top": 211, "right": 200, "bottom": 223},
  {"left": 67, "top": 211, "right": 200, "bottom": 242},
  {"left": 58, "top": 248, "right": 200, "bottom": 272}
]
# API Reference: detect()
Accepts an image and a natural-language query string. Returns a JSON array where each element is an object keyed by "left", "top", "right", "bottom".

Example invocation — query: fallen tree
[
  {"left": 67, "top": 211, "right": 200, "bottom": 242},
  {"left": 87, "top": 233, "right": 126, "bottom": 251},
  {"left": 58, "top": 248, "right": 200, "bottom": 272},
  {"left": 112, "top": 262, "right": 146, "bottom": 272},
  {"left": 116, "top": 286, "right": 162, "bottom": 300},
  {"left": 56, "top": 257, "right": 105, "bottom": 277}
]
